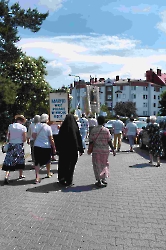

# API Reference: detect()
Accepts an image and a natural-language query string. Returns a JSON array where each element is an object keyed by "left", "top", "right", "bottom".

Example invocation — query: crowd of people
[{"left": 1, "top": 112, "right": 163, "bottom": 187}]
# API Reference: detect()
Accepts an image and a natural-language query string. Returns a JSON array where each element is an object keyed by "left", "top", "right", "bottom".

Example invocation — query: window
[
  {"left": 132, "top": 94, "right": 136, "bottom": 99},
  {"left": 143, "top": 102, "right": 148, "bottom": 107},
  {"left": 153, "top": 111, "right": 156, "bottom": 115},
  {"left": 154, "top": 87, "right": 160, "bottom": 92},
  {"left": 158, "top": 96, "right": 160, "bottom": 100},
  {"left": 154, "top": 95, "right": 156, "bottom": 99},
  {"left": 107, "top": 87, "right": 112, "bottom": 91},
  {"left": 107, "top": 95, "right": 112, "bottom": 100},
  {"left": 120, "top": 86, "right": 123, "bottom": 90},
  {"left": 131, "top": 86, "right": 136, "bottom": 90},
  {"left": 143, "top": 95, "right": 148, "bottom": 99},
  {"left": 153, "top": 103, "right": 156, "bottom": 107},
  {"left": 123, "top": 94, "right": 126, "bottom": 99},
  {"left": 143, "top": 86, "right": 148, "bottom": 91},
  {"left": 116, "top": 94, "right": 121, "bottom": 98},
  {"left": 143, "top": 111, "right": 148, "bottom": 115}
]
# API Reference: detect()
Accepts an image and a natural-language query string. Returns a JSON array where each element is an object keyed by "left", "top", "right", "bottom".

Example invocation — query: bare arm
[
  {"left": 22, "top": 132, "right": 27, "bottom": 143},
  {"left": 48, "top": 135, "right": 56, "bottom": 153}
]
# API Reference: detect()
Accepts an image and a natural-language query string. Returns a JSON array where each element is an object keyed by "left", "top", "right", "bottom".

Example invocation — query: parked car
[
  {"left": 122, "top": 121, "right": 147, "bottom": 143},
  {"left": 138, "top": 124, "right": 166, "bottom": 157},
  {"left": 104, "top": 120, "right": 115, "bottom": 134}
]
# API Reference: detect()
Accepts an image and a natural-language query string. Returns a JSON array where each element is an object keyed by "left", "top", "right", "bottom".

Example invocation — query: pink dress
[{"left": 89, "top": 125, "right": 112, "bottom": 180}]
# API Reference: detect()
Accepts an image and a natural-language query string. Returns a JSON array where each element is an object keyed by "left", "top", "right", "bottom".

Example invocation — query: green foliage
[
  {"left": 113, "top": 101, "right": 137, "bottom": 117},
  {"left": 0, "top": 54, "right": 52, "bottom": 133},
  {"left": 159, "top": 91, "right": 166, "bottom": 115},
  {"left": 0, "top": 0, "right": 48, "bottom": 62},
  {"left": 100, "top": 104, "right": 112, "bottom": 119}
]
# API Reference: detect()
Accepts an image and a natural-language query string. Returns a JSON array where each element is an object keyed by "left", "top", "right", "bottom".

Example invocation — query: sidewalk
[{"left": 0, "top": 142, "right": 166, "bottom": 250}]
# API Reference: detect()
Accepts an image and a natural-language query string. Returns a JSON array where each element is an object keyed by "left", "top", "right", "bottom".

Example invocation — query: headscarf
[{"left": 58, "top": 114, "right": 84, "bottom": 153}]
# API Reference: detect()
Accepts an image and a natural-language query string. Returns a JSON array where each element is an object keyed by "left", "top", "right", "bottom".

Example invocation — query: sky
[{"left": 9, "top": 0, "right": 166, "bottom": 89}]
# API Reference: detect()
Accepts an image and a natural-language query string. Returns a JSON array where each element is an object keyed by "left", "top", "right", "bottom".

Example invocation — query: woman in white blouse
[{"left": 2, "top": 115, "right": 27, "bottom": 185}]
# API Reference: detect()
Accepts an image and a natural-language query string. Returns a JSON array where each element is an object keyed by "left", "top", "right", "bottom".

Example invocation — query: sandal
[
  {"left": 34, "top": 179, "right": 41, "bottom": 184},
  {"left": 47, "top": 172, "right": 53, "bottom": 178},
  {"left": 18, "top": 175, "right": 26, "bottom": 180}
]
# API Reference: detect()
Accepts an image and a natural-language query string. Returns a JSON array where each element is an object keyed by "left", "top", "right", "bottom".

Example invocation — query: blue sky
[{"left": 10, "top": 0, "right": 166, "bottom": 88}]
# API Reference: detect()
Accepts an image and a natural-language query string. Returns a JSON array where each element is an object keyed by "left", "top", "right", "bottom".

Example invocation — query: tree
[
  {"left": 113, "top": 101, "right": 137, "bottom": 117},
  {"left": 159, "top": 91, "right": 166, "bottom": 115},
  {"left": 100, "top": 104, "right": 112, "bottom": 119},
  {"left": 1, "top": 55, "right": 52, "bottom": 118},
  {"left": 0, "top": 0, "right": 48, "bottom": 63}
]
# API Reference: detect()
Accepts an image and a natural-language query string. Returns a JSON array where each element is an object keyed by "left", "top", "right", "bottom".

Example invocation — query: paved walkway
[{"left": 0, "top": 142, "right": 166, "bottom": 250}]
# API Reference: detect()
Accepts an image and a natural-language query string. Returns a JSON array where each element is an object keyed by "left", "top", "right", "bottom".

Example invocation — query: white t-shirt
[
  {"left": 126, "top": 122, "right": 137, "bottom": 136},
  {"left": 50, "top": 124, "right": 59, "bottom": 135},
  {"left": 113, "top": 120, "right": 124, "bottom": 134},
  {"left": 9, "top": 123, "right": 27, "bottom": 144},
  {"left": 27, "top": 123, "right": 36, "bottom": 140},
  {"left": 34, "top": 123, "right": 52, "bottom": 148}
]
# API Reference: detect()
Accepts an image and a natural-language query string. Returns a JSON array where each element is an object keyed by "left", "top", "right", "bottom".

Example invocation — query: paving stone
[{"left": 0, "top": 142, "right": 166, "bottom": 249}]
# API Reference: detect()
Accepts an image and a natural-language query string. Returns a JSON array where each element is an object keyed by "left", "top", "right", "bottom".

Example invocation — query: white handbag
[{"left": 2, "top": 143, "right": 9, "bottom": 153}]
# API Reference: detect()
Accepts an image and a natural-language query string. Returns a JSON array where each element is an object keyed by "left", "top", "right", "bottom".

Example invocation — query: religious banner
[
  {"left": 86, "top": 85, "right": 100, "bottom": 114},
  {"left": 49, "top": 92, "right": 68, "bottom": 121}
]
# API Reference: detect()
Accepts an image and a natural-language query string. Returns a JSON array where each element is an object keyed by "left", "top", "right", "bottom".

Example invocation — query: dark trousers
[{"left": 58, "top": 152, "right": 78, "bottom": 184}]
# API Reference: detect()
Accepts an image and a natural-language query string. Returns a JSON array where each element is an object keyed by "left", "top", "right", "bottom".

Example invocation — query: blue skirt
[{"left": 2, "top": 143, "right": 25, "bottom": 171}]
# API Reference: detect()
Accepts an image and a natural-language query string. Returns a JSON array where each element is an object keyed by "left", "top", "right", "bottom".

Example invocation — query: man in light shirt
[
  {"left": 126, "top": 117, "right": 138, "bottom": 152},
  {"left": 113, "top": 115, "right": 124, "bottom": 151},
  {"left": 88, "top": 115, "right": 97, "bottom": 135}
]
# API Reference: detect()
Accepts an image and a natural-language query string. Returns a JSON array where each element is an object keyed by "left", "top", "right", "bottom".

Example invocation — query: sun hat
[{"left": 15, "top": 114, "right": 26, "bottom": 123}]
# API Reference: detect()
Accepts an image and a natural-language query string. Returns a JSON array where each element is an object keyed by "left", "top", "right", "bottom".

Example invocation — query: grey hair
[
  {"left": 34, "top": 115, "right": 40, "bottom": 124},
  {"left": 150, "top": 115, "right": 156, "bottom": 123},
  {"left": 40, "top": 113, "right": 49, "bottom": 123}
]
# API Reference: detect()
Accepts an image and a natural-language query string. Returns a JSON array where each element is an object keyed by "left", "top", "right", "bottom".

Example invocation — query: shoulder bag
[{"left": 87, "top": 127, "right": 102, "bottom": 155}]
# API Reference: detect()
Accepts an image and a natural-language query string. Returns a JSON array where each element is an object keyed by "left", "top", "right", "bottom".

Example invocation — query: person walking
[
  {"left": 32, "top": 114, "right": 56, "bottom": 184},
  {"left": 79, "top": 113, "right": 89, "bottom": 149},
  {"left": 27, "top": 115, "right": 40, "bottom": 164},
  {"left": 88, "top": 115, "right": 97, "bottom": 135},
  {"left": 49, "top": 121, "right": 61, "bottom": 161},
  {"left": 126, "top": 117, "right": 137, "bottom": 152},
  {"left": 2, "top": 115, "right": 27, "bottom": 185},
  {"left": 112, "top": 115, "right": 124, "bottom": 151},
  {"left": 146, "top": 116, "right": 162, "bottom": 167},
  {"left": 88, "top": 115, "right": 116, "bottom": 188},
  {"left": 57, "top": 114, "right": 84, "bottom": 187}
]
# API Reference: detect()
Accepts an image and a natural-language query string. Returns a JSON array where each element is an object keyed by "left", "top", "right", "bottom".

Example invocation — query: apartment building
[{"left": 113, "top": 76, "right": 162, "bottom": 116}]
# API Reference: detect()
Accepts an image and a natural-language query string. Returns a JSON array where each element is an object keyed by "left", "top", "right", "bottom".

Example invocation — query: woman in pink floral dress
[{"left": 88, "top": 116, "right": 116, "bottom": 187}]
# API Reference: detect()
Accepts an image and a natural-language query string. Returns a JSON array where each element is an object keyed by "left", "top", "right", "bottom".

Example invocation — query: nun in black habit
[{"left": 57, "top": 114, "right": 84, "bottom": 186}]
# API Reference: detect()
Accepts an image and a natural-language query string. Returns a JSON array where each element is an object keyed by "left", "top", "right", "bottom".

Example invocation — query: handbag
[
  {"left": 87, "top": 127, "right": 102, "bottom": 155},
  {"left": 2, "top": 142, "right": 9, "bottom": 153}
]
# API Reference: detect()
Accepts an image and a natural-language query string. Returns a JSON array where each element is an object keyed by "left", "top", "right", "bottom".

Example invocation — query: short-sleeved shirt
[
  {"left": 79, "top": 117, "right": 89, "bottom": 131},
  {"left": 113, "top": 120, "right": 124, "bottom": 134},
  {"left": 9, "top": 123, "right": 27, "bottom": 144},
  {"left": 126, "top": 122, "right": 137, "bottom": 136},
  {"left": 34, "top": 123, "right": 52, "bottom": 148}
]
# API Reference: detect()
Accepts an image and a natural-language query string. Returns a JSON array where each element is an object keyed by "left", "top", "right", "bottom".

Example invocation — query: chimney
[
  {"left": 116, "top": 75, "right": 119, "bottom": 81},
  {"left": 157, "top": 68, "right": 161, "bottom": 76},
  {"left": 128, "top": 78, "right": 130, "bottom": 82},
  {"left": 95, "top": 77, "right": 97, "bottom": 82}
]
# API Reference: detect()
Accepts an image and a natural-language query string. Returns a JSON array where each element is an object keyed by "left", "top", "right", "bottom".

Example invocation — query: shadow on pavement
[
  {"left": 26, "top": 182, "right": 99, "bottom": 193},
  {"left": 128, "top": 163, "right": 151, "bottom": 168}
]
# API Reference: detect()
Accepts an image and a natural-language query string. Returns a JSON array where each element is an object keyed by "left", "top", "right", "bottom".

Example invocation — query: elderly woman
[
  {"left": 2, "top": 115, "right": 27, "bottom": 184},
  {"left": 88, "top": 115, "right": 116, "bottom": 187},
  {"left": 146, "top": 116, "right": 162, "bottom": 167},
  {"left": 27, "top": 115, "right": 40, "bottom": 164},
  {"left": 32, "top": 114, "right": 56, "bottom": 183}
]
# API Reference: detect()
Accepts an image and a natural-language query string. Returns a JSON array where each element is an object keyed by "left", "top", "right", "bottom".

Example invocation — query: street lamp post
[{"left": 69, "top": 74, "right": 81, "bottom": 109}]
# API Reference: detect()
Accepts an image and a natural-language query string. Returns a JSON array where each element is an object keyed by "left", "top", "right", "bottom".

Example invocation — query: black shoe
[
  {"left": 95, "top": 180, "right": 106, "bottom": 188},
  {"left": 4, "top": 178, "right": 9, "bottom": 185},
  {"left": 101, "top": 179, "right": 107, "bottom": 185}
]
